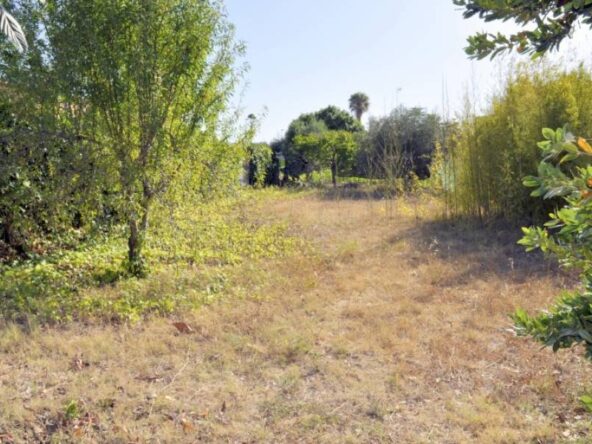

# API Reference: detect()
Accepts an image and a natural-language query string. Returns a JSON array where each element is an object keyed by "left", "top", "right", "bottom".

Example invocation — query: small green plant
[
  {"left": 64, "top": 400, "right": 79, "bottom": 421},
  {"left": 580, "top": 394, "right": 592, "bottom": 413},
  {"left": 514, "top": 127, "right": 592, "bottom": 359}
]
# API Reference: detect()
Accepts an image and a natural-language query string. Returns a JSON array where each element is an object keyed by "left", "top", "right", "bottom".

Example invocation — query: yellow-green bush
[{"left": 445, "top": 63, "right": 592, "bottom": 222}]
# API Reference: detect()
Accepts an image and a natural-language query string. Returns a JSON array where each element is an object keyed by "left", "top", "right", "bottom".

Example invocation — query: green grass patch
[{"left": 0, "top": 190, "right": 300, "bottom": 323}]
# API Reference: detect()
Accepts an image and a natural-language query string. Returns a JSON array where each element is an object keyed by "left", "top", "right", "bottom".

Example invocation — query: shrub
[
  {"left": 514, "top": 127, "right": 592, "bottom": 359},
  {"left": 247, "top": 144, "right": 273, "bottom": 187},
  {"left": 445, "top": 63, "right": 592, "bottom": 222}
]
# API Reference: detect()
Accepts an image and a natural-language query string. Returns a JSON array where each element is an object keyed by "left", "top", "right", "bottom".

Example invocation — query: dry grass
[{"left": 1, "top": 190, "right": 591, "bottom": 443}]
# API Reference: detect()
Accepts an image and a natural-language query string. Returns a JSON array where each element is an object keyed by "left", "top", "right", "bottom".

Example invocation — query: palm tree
[
  {"left": 349, "top": 92, "right": 369, "bottom": 122},
  {"left": 0, "top": 5, "right": 27, "bottom": 53}
]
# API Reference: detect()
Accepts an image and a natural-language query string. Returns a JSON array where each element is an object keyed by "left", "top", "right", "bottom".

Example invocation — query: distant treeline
[
  {"left": 247, "top": 104, "right": 441, "bottom": 189},
  {"left": 248, "top": 62, "right": 592, "bottom": 225}
]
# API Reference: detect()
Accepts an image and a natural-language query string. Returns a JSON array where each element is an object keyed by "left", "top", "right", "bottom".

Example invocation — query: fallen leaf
[
  {"left": 180, "top": 418, "right": 195, "bottom": 433},
  {"left": 72, "top": 427, "right": 84, "bottom": 438},
  {"left": 135, "top": 374, "right": 163, "bottom": 383},
  {"left": 70, "top": 356, "right": 90, "bottom": 372},
  {"left": 578, "top": 137, "right": 592, "bottom": 154},
  {"left": 172, "top": 322, "right": 194, "bottom": 334}
]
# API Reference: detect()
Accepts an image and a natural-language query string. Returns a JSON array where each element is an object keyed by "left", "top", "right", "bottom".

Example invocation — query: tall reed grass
[{"left": 443, "top": 62, "right": 592, "bottom": 222}]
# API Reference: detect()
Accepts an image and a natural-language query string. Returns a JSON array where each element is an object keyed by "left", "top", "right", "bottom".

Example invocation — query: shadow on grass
[
  {"left": 391, "top": 216, "right": 575, "bottom": 287},
  {"left": 318, "top": 183, "right": 399, "bottom": 201}
]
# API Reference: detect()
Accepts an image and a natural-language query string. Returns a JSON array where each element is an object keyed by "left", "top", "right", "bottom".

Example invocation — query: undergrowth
[{"left": 0, "top": 190, "right": 301, "bottom": 324}]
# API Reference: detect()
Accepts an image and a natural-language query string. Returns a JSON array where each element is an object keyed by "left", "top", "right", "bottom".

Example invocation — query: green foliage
[
  {"left": 358, "top": 106, "right": 440, "bottom": 181},
  {"left": 64, "top": 400, "right": 80, "bottom": 421},
  {"left": 0, "top": 192, "right": 299, "bottom": 323},
  {"left": 293, "top": 130, "right": 357, "bottom": 186},
  {"left": 43, "top": 0, "right": 243, "bottom": 273},
  {"left": 247, "top": 143, "right": 273, "bottom": 187},
  {"left": 514, "top": 128, "right": 592, "bottom": 359},
  {"left": 283, "top": 106, "right": 363, "bottom": 181},
  {"left": 314, "top": 106, "right": 364, "bottom": 133},
  {"left": 580, "top": 394, "right": 592, "bottom": 412},
  {"left": 445, "top": 63, "right": 592, "bottom": 221},
  {"left": 454, "top": 0, "right": 592, "bottom": 59}
]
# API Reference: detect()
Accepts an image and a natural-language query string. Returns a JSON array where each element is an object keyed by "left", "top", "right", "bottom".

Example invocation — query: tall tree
[
  {"left": 45, "top": 0, "right": 242, "bottom": 275},
  {"left": 454, "top": 0, "right": 592, "bottom": 59},
  {"left": 359, "top": 106, "right": 440, "bottom": 180},
  {"left": 293, "top": 131, "right": 357, "bottom": 187},
  {"left": 349, "top": 92, "right": 370, "bottom": 122},
  {"left": 283, "top": 106, "right": 363, "bottom": 181}
]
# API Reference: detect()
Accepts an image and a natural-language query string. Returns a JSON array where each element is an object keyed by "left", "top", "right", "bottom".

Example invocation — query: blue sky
[{"left": 225, "top": 0, "right": 591, "bottom": 142}]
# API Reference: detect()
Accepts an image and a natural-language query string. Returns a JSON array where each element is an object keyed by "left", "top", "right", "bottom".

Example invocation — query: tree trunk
[
  {"left": 331, "top": 159, "right": 337, "bottom": 188},
  {"left": 127, "top": 217, "right": 142, "bottom": 272},
  {"left": 127, "top": 185, "right": 151, "bottom": 276}
]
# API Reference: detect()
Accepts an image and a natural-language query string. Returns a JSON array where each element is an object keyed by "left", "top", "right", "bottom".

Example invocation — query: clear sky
[{"left": 225, "top": 0, "right": 591, "bottom": 142}]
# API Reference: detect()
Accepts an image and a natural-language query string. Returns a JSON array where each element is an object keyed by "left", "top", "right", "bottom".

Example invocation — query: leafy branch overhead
[
  {"left": 453, "top": 0, "right": 592, "bottom": 59},
  {"left": 516, "top": 128, "right": 592, "bottom": 358},
  {"left": 0, "top": 6, "right": 27, "bottom": 52}
]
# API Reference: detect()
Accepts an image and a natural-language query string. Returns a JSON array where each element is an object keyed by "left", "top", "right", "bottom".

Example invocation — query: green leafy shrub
[
  {"left": 0, "top": 192, "right": 299, "bottom": 323},
  {"left": 514, "top": 127, "right": 592, "bottom": 359},
  {"left": 247, "top": 143, "right": 273, "bottom": 187}
]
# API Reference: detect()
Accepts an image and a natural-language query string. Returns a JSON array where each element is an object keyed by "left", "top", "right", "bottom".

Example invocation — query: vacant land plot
[{"left": 0, "top": 191, "right": 590, "bottom": 443}]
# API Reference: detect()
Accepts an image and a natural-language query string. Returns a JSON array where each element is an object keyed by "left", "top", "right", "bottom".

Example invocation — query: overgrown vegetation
[
  {"left": 0, "top": 191, "right": 298, "bottom": 323},
  {"left": 0, "top": 0, "right": 246, "bottom": 276},
  {"left": 444, "top": 63, "right": 592, "bottom": 222},
  {"left": 1, "top": 0, "right": 592, "bottom": 440},
  {"left": 454, "top": 0, "right": 592, "bottom": 365}
]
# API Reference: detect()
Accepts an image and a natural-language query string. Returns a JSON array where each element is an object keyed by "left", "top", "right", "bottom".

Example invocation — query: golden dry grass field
[{"left": 1, "top": 190, "right": 591, "bottom": 443}]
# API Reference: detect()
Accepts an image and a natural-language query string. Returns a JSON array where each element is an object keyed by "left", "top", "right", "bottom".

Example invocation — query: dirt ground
[{"left": 1, "top": 191, "right": 591, "bottom": 443}]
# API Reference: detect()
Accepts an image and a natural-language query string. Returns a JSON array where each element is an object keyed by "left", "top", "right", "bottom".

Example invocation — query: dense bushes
[
  {"left": 247, "top": 143, "right": 273, "bottom": 187},
  {"left": 445, "top": 64, "right": 592, "bottom": 222},
  {"left": 282, "top": 106, "right": 363, "bottom": 181},
  {"left": 0, "top": 0, "right": 246, "bottom": 271}
]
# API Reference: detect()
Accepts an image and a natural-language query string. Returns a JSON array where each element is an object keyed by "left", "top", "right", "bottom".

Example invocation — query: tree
[
  {"left": 246, "top": 143, "right": 273, "bottom": 187},
  {"left": 293, "top": 130, "right": 357, "bottom": 187},
  {"left": 45, "top": 0, "right": 242, "bottom": 275},
  {"left": 316, "top": 105, "right": 364, "bottom": 133},
  {"left": 454, "top": 0, "right": 592, "bottom": 59},
  {"left": 283, "top": 106, "right": 363, "bottom": 181},
  {"left": 349, "top": 92, "right": 370, "bottom": 122},
  {"left": 359, "top": 106, "right": 440, "bottom": 181},
  {"left": 284, "top": 115, "right": 328, "bottom": 180}
]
